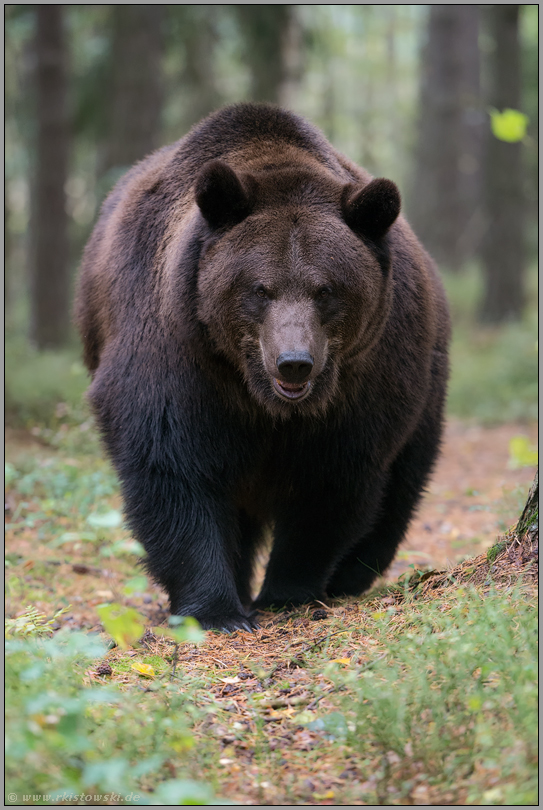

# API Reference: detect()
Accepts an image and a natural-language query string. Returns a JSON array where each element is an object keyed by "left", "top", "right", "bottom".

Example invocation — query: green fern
[{"left": 5, "top": 605, "right": 69, "bottom": 639}]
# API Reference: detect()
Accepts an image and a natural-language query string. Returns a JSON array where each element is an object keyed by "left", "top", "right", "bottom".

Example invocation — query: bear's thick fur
[{"left": 75, "top": 104, "right": 450, "bottom": 631}]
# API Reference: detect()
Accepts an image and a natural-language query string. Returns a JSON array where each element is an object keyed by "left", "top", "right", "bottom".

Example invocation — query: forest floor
[{"left": 5, "top": 418, "right": 539, "bottom": 806}]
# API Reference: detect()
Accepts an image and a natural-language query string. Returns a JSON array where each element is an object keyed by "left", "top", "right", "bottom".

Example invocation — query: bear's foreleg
[
  {"left": 90, "top": 362, "right": 259, "bottom": 631},
  {"left": 122, "top": 469, "right": 256, "bottom": 631}
]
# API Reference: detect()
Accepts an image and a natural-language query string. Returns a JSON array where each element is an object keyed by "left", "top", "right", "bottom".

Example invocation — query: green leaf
[
  {"left": 5, "top": 462, "right": 18, "bottom": 487},
  {"left": 489, "top": 108, "right": 529, "bottom": 143},
  {"left": 508, "top": 435, "right": 538, "bottom": 469},
  {"left": 153, "top": 778, "right": 214, "bottom": 805},
  {"left": 97, "top": 603, "right": 145, "bottom": 649},
  {"left": 20, "top": 662, "right": 45, "bottom": 681},
  {"left": 154, "top": 616, "right": 205, "bottom": 644},
  {"left": 82, "top": 758, "right": 129, "bottom": 792},
  {"left": 123, "top": 575, "right": 148, "bottom": 595},
  {"left": 467, "top": 695, "right": 482, "bottom": 712},
  {"left": 292, "top": 709, "right": 316, "bottom": 725},
  {"left": 50, "top": 531, "right": 97, "bottom": 546},
  {"left": 131, "top": 754, "right": 167, "bottom": 779},
  {"left": 101, "top": 538, "right": 145, "bottom": 558},
  {"left": 308, "top": 711, "right": 349, "bottom": 739},
  {"left": 87, "top": 509, "right": 123, "bottom": 529},
  {"left": 43, "top": 628, "right": 107, "bottom": 660}
]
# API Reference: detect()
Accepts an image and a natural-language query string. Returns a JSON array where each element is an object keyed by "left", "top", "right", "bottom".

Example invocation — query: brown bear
[{"left": 75, "top": 103, "right": 450, "bottom": 631}]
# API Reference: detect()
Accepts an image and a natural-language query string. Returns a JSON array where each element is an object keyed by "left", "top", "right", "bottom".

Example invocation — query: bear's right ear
[
  {"left": 195, "top": 160, "right": 254, "bottom": 229},
  {"left": 342, "top": 178, "right": 401, "bottom": 241}
]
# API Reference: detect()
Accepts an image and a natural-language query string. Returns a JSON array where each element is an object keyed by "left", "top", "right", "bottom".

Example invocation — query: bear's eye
[
  {"left": 317, "top": 286, "right": 332, "bottom": 300},
  {"left": 255, "top": 285, "right": 268, "bottom": 299}
]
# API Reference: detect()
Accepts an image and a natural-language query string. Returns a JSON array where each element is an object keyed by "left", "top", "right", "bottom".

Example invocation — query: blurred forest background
[{"left": 5, "top": 4, "right": 538, "bottom": 427}]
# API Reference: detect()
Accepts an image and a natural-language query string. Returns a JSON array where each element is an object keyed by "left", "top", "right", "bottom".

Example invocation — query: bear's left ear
[
  {"left": 195, "top": 160, "right": 255, "bottom": 229},
  {"left": 342, "top": 178, "right": 401, "bottom": 241}
]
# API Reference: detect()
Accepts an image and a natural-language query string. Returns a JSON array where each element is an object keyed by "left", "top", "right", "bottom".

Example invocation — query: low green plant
[
  {"left": 5, "top": 454, "right": 120, "bottom": 548},
  {"left": 5, "top": 605, "right": 69, "bottom": 639},
  {"left": 5, "top": 629, "right": 217, "bottom": 805},
  {"left": 325, "top": 586, "right": 538, "bottom": 805},
  {"left": 486, "top": 540, "right": 508, "bottom": 563},
  {"left": 9, "top": 460, "right": 117, "bottom": 508}
]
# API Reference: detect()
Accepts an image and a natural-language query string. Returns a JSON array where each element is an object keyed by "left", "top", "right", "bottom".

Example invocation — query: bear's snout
[
  {"left": 276, "top": 350, "right": 314, "bottom": 383},
  {"left": 273, "top": 349, "right": 314, "bottom": 401},
  {"left": 259, "top": 299, "right": 327, "bottom": 406}
]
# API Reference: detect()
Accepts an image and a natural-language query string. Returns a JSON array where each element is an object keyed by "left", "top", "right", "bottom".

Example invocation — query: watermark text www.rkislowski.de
[{"left": 7, "top": 793, "right": 142, "bottom": 803}]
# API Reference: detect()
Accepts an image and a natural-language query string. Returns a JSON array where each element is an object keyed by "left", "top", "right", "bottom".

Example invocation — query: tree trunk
[
  {"left": 409, "top": 5, "right": 482, "bottom": 271},
  {"left": 276, "top": 8, "right": 303, "bottom": 109},
  {"left": 478, "top": 5, "right": 525, "bottom": 324},
  {"left": 505, "top": 469, "right": 539, "bottom": 581},
  {"left": 30, "top": 5, "right": 70, "bottom": 349},
  {"left": 169, "top": 5, "right": 221, "bottom": 131},
  {"left": 516, "top": 470, "right": 538, "bottom": 540},
  {"left": 234, "top": 5, "right": 302, "bottom": 106},
  {"left": 102, "top": 5, "right": 164, "bottom": 175}
]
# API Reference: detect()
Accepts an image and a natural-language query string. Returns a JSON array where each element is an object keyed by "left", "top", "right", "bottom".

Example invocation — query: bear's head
[{"left": 194, "top": 159, "right": 400, "bottom": 418}]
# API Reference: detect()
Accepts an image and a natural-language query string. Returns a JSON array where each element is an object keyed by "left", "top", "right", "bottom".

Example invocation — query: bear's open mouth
[{"left": 272, "top": 378, "right": 311, "bottom": 401}]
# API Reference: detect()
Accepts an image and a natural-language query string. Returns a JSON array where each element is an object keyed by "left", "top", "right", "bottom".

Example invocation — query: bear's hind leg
[
  {"left": 253, "top": 489, "right": 377, "bottom": 611},
  {"left": 327, "top": 403, "right": 445, "bottom": 598}
]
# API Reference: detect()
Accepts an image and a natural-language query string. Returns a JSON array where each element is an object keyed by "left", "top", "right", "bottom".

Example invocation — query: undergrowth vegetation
[
  {"left": 5, "top": 336, "right": 89, "bottom": 427},
  {"left": 5, "top": 578, "right": 538, "bottom": 805},
  {"left": 446, "top": 314, "right": 538, "bottom": 424},
  {"left": 6, "top": 626, "right": 218, "bottom": 806}
]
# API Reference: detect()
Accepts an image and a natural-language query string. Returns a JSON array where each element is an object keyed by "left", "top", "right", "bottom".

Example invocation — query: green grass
[
  {"left": 332, "top": 588, "right": 538, "bottom": 805},
  {"left": 5, "top": 631, "right": 217, "bottom": 806}
]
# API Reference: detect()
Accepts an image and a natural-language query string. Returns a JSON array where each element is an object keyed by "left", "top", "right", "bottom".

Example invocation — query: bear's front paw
[
  {"left": 253, "top": 587, "right": 326, "bottom": 612},
  {"left": 210, "top": 613, "right": 258, "bottom": 633},
  {"left": 171, "top": 609, "right": 258, "bottom": 634}
]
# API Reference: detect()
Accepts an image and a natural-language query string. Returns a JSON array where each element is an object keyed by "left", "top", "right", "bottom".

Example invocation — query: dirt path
[{"left": 387, "top": 418, "right": 538, "bottom": 581}]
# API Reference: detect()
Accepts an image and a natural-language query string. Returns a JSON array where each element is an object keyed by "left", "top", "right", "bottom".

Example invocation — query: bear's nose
[{"left": 276, "top": 351, "right": 314, "bottom": 383}]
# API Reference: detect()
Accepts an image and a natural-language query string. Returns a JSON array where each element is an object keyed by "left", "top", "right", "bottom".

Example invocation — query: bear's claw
[{"left": 197, "top": 613, "right": 258, "bottom": 633}]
